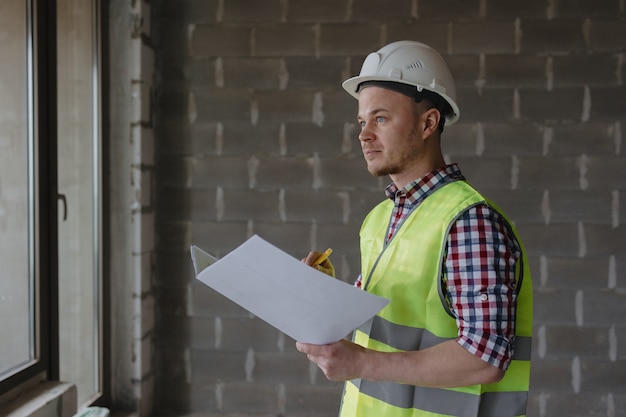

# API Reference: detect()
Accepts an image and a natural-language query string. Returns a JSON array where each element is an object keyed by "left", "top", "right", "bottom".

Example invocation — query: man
[{"left": 297, "top": 41, "right": 533, "bottom": 417}]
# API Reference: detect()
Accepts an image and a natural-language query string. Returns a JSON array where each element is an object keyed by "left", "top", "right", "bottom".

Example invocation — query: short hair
[{"left": 357, "top": 80, "right": 453, "bottom": 133}]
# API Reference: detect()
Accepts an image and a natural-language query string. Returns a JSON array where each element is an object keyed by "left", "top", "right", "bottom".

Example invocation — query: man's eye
[
  {"left": 358, "top": 120, "right": 366, "bottom": 127},
  {"left": 376, "top": 116, "right": 385, "bottom": 123}
]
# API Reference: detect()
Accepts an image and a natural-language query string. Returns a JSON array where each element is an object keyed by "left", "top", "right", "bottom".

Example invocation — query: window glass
[{"left": 0, "top": 0, "right": 36, "bottom": 379}]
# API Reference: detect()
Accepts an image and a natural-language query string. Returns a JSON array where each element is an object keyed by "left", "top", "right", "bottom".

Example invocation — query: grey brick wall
[{"left": 152, "top": 1, "right": 626, "bottom": 416}]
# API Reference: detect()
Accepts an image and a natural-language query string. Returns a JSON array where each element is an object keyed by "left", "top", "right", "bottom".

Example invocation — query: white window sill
[{"left": 0, "top": 379, "right": 76, "bottom": 417}]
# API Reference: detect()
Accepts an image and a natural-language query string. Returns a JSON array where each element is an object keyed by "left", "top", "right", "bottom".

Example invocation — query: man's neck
[{"left": 390, "top": 158, "right": 446, "bottom": 190}]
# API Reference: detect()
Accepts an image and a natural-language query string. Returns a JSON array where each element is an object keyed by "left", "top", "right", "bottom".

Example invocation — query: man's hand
[
  {"left": 296, "top": 339, "right": 366, "bottom": 381},
  {"left": 301, "top": 250, "right": 335, "bottom": 277}
]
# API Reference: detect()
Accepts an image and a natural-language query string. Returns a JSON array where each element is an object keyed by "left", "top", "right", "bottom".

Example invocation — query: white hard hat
[{"left": 342, "top": 40, "right": 460, "bottom": 125}]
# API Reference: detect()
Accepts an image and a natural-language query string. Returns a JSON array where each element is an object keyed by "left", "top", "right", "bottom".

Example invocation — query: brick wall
[{"left": 153, "top": 1, "right": 626, "bottom": 416}]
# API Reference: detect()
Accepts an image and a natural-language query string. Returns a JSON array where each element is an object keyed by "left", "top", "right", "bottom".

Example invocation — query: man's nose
[{"left": 358, "top": 126, "right": 373, "bottom": 142}]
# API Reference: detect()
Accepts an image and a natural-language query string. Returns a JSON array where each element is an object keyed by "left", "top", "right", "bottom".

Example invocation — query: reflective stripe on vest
[
  {"left": 360, "top": 315, "right": 532, "bottom": 362},
  {"left": 348, "top": 379, "right": 529, "bottom": 417},
  {"left": 340, "top": 180, "right": 533, "bottom": 417}
]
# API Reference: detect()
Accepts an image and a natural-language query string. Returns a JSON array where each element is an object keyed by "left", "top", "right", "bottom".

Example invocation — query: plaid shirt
[{"left": 355, "top": 164, "right": 520, "bottom": 370}]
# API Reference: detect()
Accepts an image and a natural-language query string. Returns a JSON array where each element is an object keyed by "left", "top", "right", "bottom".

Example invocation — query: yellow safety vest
[{"left": 340, "top": 180, "right": 533, "bottom": 417}]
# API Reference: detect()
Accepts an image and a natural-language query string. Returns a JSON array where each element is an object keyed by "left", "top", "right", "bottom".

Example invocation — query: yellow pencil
[{"left": 312, "top": 248, "right": 333, "bottom": 266}]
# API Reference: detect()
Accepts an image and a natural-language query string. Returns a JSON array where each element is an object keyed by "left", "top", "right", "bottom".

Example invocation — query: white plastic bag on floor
[{"left": 73, "top": 407, "right": 109, "bottom": 417}]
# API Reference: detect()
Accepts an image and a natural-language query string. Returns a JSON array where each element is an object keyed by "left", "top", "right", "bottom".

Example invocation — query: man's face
[{"left": 356, "top": 87, "right": 424, "bottom": 181}]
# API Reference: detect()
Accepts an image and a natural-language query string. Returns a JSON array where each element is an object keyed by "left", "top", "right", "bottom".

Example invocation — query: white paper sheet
[{"left": 191, "top": 235, "right": 389, "bottom": 345}]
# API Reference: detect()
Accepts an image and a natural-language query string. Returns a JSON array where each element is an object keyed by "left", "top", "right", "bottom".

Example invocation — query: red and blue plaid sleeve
[{"left": 444, "top": 204, "right": 521, "bottom": 370}]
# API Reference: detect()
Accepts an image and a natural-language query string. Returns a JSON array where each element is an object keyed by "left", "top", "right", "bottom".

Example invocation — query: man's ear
[{"left": 422, "top": 108, "right": 441, "bottom": 137}]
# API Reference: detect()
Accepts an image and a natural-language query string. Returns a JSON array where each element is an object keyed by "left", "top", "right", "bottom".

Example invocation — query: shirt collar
[{"left": 385, "top": 163, "right": 466, "bottom": 205}]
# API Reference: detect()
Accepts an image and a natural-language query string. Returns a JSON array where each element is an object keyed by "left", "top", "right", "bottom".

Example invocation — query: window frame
[
  {"left": 0, "top": 0, "right": 57, "bottom": 394},
  {"left": 0, "top": 0, "right": 111, "bottom": 408},
  {"left": 56, "top": 0, "right": 106, "bottom": 406}
]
